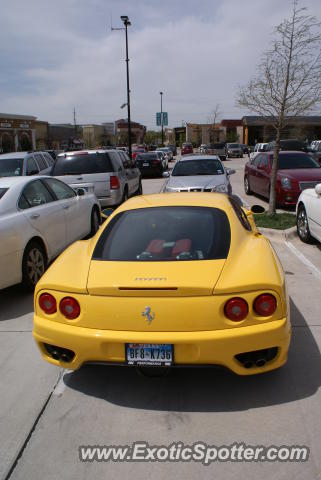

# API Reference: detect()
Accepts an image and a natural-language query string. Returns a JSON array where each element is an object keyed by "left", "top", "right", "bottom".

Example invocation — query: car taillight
[
  {"left": 224, "top": 297, "right": 248, "bottom": 321},
  {"left": 110, "top": 176, "right": 120, "bottom": 189},
  {"left": 39, "top": 293, "right": 57, "bottom": 314},
  {"left": 152, "top": 159, "right": 160, "bottom": 164},
  {"left": 253, "top": 294, "right": 277, "bottom": 316},
  {"left": 59, "top": 297, "right": 80, "bottom": 319}
]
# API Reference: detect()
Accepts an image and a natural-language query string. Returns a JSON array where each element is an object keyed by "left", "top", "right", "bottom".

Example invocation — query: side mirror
[
  {"left": 226, "top": 168, "right": 236, "bottom": 175},
  {"left": 76, "top": 188, "right": 86, "bottom": 196},
  {"left": 162, "top": 171, "right": 170, "bottom": 178},
  {"left": 251, "top": 204, "right": 265, "bottom": 214},
  {"left": 315, "top": 183, "right": 321, "bottom": 196}
]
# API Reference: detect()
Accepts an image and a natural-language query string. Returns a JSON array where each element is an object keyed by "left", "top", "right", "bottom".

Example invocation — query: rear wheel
[
  {"left": 90, "top": 208, "right": 100, "bottom": 236},
  {"left": 136, "top": 180, "right": 143, "bottom": 195},
  {"left": 244, "top": 176, "right": 252, "bottom": 195},
  {"left": 22, "top": 241, "right": 47, "bottom": 291},
  {"left": 297, "top": 205, "right": 313, "bottom": 243},
  {"left": 122, "top": 187, "right": 128, "bottom": 203}
]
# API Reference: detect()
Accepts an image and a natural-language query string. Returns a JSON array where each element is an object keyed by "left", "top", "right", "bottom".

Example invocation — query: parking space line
[{"left": 285, "top": 240, "right": 321, "bottom": 281}]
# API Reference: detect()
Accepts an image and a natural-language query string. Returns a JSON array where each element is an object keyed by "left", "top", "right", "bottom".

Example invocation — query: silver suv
[
  {"left": 226, "top": 143, "right": 243, "bottom": 158},
  {"left": 0, "top": 151, "right": 54, "bottom": 177},
  {"left": 51, "top": 149, "right": 142, "bottom": 207}
]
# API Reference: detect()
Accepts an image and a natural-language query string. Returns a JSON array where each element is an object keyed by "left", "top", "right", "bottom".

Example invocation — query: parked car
[
  {"left": 296, "top": 183, "right": 321, "bottom": 243},
  {"left": 0, "top": 151, "right": 54, "bottom": 178},
  {"left": 240, "top": 144, "right": 249, "bottom": 155},
  {"left": 156, "top": 150, "right": 168, "bottom": 170},
  {"left": 181, "top": 142, "right": 193, "bottom": 155},
  {"left": 33, "top": 192, "right": 290, "bottom": 374},
  {"left": 207, "top": 143, "right": 227, "bottom": 161},
  {"left": 244, "top": 151, "right": 321, "bottom": 206},
  {"left": 51, "top": 149, "right": 142, "bottom": 208},
  {"left": 265, "top": 139, "right": 308, "bottom": 152},
  {"left": 168, "top": 144, "right": 177, "bottom": 156},
  {"left": 0, "top": 176, "right": 100, "bottom": 290},
  {"left": 135, "top": 152, "right": 166, "bottom": 177},
  {"left": 131, "top": 148, "right": 145, "bottom": 161},
  {"left": 162, "top": 155, "right": 234, "bottom": 194},
  {"left": 156, "top": 147, "right": 173, "bottom": 162},
  {"left": 200, "top": 144, "right": 208, "bottom": 154},
  {"left": 250, "top": 143, "right": 268, "bottom": 161},
  {"left": 226, "top": 143, "right": 243, "bottom": 158}
]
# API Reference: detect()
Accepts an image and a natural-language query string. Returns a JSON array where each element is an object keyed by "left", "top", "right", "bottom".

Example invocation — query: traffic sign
[
  {"left": 156, "top": 112, "right": 168, "bottom": 126},
  {"left": 162, "top": 112, "right": 168, "bottom": 126},
  {"left": 156, "top": 112, "right": 161, "bottom": 126}
]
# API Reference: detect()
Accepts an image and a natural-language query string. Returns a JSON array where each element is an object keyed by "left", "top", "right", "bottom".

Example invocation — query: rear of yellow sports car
[{"left": 33, "top": 193, "right": 291, "bottom": 375}]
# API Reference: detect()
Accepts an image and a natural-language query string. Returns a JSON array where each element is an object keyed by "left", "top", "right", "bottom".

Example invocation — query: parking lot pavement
[{"left": 1, "top": 170, "right": 321, "bottom": 480}]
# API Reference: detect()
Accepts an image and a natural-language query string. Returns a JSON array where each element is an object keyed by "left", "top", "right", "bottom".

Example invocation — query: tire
[
  {"left": 297, "top": 204, "right": 313, "bottom": 243},
  {"left": 90, "top": 208, "right": 100, "bottom": 237},
  {"left": 22, "top": 240, "right": 47, "bottom": 291},
  {"left": 244, "top": 176, "right": 252, "bottom": 195},
  {"left": 136, "top": 180, "right": 143, "bottom": 195},
  {"left": 122, "top": 187, "right": 128, "bottom": 203}
]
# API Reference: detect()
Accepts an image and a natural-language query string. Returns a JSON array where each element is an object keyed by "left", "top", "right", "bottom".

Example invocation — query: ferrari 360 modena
[{"left": 33, "top": 193, "right": 291, "bottom": 375}]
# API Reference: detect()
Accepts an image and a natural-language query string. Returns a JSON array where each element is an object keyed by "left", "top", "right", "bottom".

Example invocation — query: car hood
[
  {"left": 167, "top": 175, "right": 227, "bottom": 189},
  {"left": 278, "top": 168, "right": 321, "bottom": 181}
]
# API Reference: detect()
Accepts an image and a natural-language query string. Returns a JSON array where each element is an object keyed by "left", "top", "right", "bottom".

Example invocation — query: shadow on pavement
[
  {"left": 64, "top": 298, "right": 320, "bottom": 412},
  {"left": 0, "top": 284, "right": 33, "bottom": 321}
]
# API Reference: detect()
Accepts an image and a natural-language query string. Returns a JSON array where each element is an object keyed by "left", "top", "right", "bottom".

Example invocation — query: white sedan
[
  {"left": 0, "top": 176, "right": 101, "bottom": 290},
  {"left": 296, "top": 183, "right": 321, "bottom": 243}
]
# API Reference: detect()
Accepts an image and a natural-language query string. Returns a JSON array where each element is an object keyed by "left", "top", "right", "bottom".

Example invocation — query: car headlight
[
  {"left": 281, "top": 177, "right": 292, "bottom": 189},
  {"left": 212, "top": 184, "right": 228, "bottom": 193}
]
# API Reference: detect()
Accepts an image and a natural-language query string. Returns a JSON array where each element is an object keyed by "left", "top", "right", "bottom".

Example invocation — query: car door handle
[
  {"left": 62, "top": 205, "right": 70, "bottom": 210},
  {"left": 30, "top": 213, "right": 40, "bottom": 219},
  {"left": 77, "top": 177, "right": 83, "bottom": 180}
]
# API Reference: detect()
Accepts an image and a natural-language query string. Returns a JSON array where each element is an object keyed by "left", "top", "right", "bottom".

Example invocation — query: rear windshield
[
  {"left": 136, "top": 153, "right": 158, "bottom": 161},
  {"left": 0, "top": 188, "right": 8, "bottom": 199},
  {"left": 274, "top": 153, "right": 320, "bottom": 169},
  {"left": 172, "top": 159, "right": 224, "bottom": 176},
  {"left": 0, "top": 158, "right": 23, "bottom": 177},
  {"left": 52, "top": 153, "right": 114, "bottom": 175},
  {"left": 93, "top": 207, "right": 231, "bottom": 262}
]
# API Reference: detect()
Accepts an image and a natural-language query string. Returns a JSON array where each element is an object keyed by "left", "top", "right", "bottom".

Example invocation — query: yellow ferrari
[{"left": 33, "top": 193, "right": 291, "bottom": 375}]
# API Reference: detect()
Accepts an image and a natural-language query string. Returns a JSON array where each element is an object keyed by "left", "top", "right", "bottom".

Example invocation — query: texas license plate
[
  {"left": 126, "top": 344, "right": 173, "bottom": 366},
  {"left": 143, "top": 163, "right": 149, "bottom": 167}
]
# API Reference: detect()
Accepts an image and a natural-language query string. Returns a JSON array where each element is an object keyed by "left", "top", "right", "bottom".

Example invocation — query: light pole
[
  {"left": 160, "top": 91, "right": 164, "bottom": 146},
  {"left": 120, "top": 15, "right": 132, "bottom": 159}
]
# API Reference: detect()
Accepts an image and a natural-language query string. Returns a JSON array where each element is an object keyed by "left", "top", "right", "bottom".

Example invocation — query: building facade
[
  {"left": 185, "top": 120, "right": 243, "bottom": 146},
  {"left": 115, "top": 119, "right": 146, "bottom": 145},
  {"left": 0, "top": 113, "right": 36, "bottom": 152}
]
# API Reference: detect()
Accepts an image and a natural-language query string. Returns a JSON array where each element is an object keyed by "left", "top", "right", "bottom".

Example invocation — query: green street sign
[
  {"left": 162, "top": 112, "right": 168, "bottom": 126},
  {"left": 156, "top": 112, "right": 161, "bottom": 126}
]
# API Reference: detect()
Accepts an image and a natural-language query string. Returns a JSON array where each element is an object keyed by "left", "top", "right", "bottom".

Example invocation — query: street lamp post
[
  {"left": 160, "top": 91, "right": 164, "bottom": 146},
  {"left": 120, "top": 15, "right": 132, "bottom": 159}
]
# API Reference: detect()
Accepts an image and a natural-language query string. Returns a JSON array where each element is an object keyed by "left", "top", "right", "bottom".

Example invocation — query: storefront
[{"left": 0, "top": 113, "right": 36, "bottom": 153}]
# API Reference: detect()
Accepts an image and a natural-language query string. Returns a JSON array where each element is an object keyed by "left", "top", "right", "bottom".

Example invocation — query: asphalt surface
[{"left": 0, "top": 155, "right": 320, "bottom": 480}]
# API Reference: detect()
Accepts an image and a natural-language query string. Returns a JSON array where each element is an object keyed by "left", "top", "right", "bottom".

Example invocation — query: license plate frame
[{"left": 125, "top": 343, "right": 173, "bottom": 367}]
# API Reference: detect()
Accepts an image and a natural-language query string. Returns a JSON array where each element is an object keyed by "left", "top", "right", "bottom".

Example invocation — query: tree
[
  {"left": 236, "top": 0, "right": 321, "bottom": 214},
  {"left": 207, "top": 104, "right": 222, "bottom": 143},
  {"left": 144, "top": 130, "right": 162, "bottom": 145}
]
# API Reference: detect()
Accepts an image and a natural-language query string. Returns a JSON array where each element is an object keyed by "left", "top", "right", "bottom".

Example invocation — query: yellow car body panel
[{"left": 33, "top": 193, "right": 291, "bottom": 375}]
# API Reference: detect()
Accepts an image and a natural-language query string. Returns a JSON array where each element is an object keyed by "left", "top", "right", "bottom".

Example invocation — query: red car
[
  {"left": 244, "top": 151, "right": 321, "bottom": 206},
  {"left": 181, "top": 142, "right": 193, "bottom": 155},
  {"left": 131, "top": 148, "right": 145, "bottom": 161}
]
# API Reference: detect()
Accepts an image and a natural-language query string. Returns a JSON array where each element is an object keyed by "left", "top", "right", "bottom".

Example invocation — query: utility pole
[
  {"left": 73, "top": 107, "right": 77, "bottom": 136},
  {"left": 160, "top": 91, "right": 164, "bottom": 146},
  {"left": 120, "top": 16, "right": 132, "bottom": 159}
]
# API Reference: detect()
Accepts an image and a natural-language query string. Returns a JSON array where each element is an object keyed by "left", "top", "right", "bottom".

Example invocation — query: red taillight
[
  {"left": 39, "top": 293, "right": 57, "bottom": 315},
  {"left": 152, "top": 159, "right": 160, "bottom": 165},
  {"left": 59, "top": 297, "right": 80, "bottom": 319},
  {"left": 224, "top": 297, "right": 248, "bottom": 321},
  {"left": 253, "top": 294, "right": 277, "bottom": 316},
  {"left": 110, "top": 175, "right": 120, "bottom": 190}
]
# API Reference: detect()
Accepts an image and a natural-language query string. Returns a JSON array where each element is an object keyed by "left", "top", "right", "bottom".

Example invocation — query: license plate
[
  {"left": 126, "top": 343, "right": 173, "bottom": 366},
  {"left": 143, "top": 163, "right": 149, "bottom": 167}
]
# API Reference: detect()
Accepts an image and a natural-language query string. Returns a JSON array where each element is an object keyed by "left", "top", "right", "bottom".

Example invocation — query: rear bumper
[
  {"left": 33, "top": 315, "right": 291, "bottom": 375},
  {"left": 98, "top": 190, "right": 122, "bottom": 207}
]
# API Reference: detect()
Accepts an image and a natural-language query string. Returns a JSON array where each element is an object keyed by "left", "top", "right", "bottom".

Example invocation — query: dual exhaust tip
[
  {"left": 44, "top": 343, "right": 75, "bottom": 363},
  {"left": 235, "top": 347, "right": 278, "bottom": 369}
]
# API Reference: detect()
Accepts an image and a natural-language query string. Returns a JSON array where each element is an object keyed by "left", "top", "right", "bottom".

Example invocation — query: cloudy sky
[{"left": 0, "top": 0, "right": 320, "bottom": 129}]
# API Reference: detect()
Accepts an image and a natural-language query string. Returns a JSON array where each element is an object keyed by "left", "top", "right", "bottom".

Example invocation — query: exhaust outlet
[
  {"left": 60, "top": 352, "right": 72, "bottom": 363},
  {"left": 51, "top": 350, "right": 61, "bottom": 360},
  {"left": 255, "top": 358, "right": 266, "bottom": 367}
]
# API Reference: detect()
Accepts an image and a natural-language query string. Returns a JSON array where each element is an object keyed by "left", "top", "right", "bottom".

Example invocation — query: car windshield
[
  {"left": 273, "top": 153, "right": 320, "bottom": 169},
  {"left": 0, "top": 188, "right": 8, "bottom": 199},
  {"left": 172, "top": 159, "right": 224, "bottom": 176},
  {"left": 93, "top": 206, "right": 231, "bottom": 262},
  {"left": 212, "top": 143, "right": 225, "bottom": 148},
  {"left": 0, "top": 158, "right": 23, "bottom": 177},
  {"left": 52, "top": 153, "right": 113, "bottom": 175},
  {"left": 227, "top": 144, "right": 240, "bottom": 148}
]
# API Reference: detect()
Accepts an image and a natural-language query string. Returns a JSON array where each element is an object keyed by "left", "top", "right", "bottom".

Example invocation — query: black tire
[
  {"left": 297, "top": 204, "right": 313, "bottom": 243},
  {"left": 90, "top": 207, "right": 100, "bottom": 237},
  {"left": 136, "top": 180, "right": 143, "bottom": 195},
  {"left": 244, "top": 175, "right": 252, "bottom": 195},
  {"left": 22, "top": 240, "right": 47, "bottom": 291},
  {"left": 122, "top": 187, "right": 128, "bottom": 203}
]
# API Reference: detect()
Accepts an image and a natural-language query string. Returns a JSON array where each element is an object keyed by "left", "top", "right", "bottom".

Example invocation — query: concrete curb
[{"left": 258, "top": 226, "right": 297, "bottom": 242}]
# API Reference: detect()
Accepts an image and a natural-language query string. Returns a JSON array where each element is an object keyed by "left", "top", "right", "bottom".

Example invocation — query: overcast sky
[{"left": 0, "top": 0, "right": 320, "bottom": 129}]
